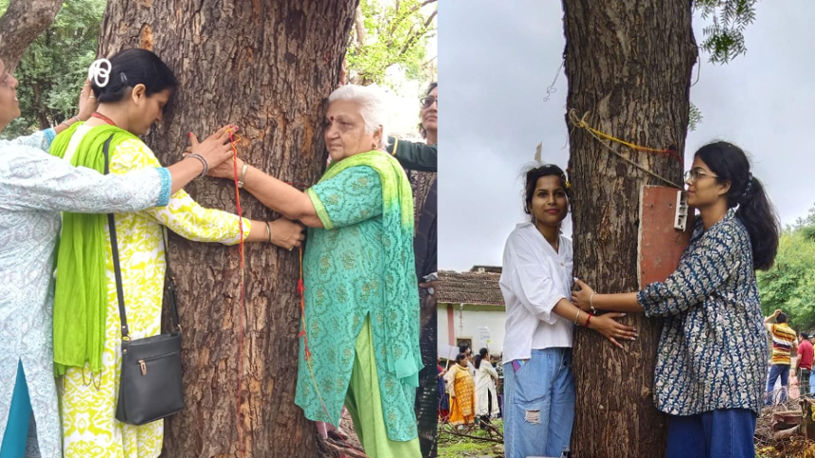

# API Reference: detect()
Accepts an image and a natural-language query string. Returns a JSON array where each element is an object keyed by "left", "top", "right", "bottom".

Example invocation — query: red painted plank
[{"left": 638, "top": 186, "right": 694, "bottom": 288}]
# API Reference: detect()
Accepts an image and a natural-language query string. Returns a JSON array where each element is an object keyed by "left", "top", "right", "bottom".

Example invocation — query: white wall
[{"left": 437, "top": 303, "right": 506, "bottom": 359}]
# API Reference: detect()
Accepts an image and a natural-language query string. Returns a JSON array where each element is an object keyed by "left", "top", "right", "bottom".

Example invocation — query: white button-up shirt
[{"left": 500, "top": 222, "right": 574, "bottom": 364}]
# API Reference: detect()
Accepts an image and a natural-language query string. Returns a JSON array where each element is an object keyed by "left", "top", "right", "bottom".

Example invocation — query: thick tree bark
[
  {"left": 98, "top": 1, "right": 357, "bottom": 456},
  {"left": 0, "top": 0, "right": 63, "bottom": 70},
  {"left": 562, "top": 1, "right": 696, "bottom": 456}
]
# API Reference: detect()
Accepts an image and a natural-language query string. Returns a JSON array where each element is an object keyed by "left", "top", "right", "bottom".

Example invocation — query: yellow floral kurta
[{"left": 58, "top": 132, "right": 250, "bottom": 458}]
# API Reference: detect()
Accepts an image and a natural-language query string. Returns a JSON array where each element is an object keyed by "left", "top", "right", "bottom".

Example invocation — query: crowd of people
[{"left": 1, "top": 48, "right": 437, "bottom": 458}]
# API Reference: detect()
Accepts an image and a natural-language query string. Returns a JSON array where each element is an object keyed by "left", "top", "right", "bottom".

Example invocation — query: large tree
[
  {"left": 97, "top": 1, "right": 357, "bottom": 456},
  {"left": 563, "top": 1, "right": 696, "bottom": 456},
  {"left": 0, "top": 0, "right": 63, "bottom": 69}
]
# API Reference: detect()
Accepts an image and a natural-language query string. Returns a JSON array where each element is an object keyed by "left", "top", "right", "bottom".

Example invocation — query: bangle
[
  {"left": 589, "top": 292, "right": 598, "bottom": 314},
  {"left": 574, "top": 309, "right": 581, "bottom": 325},
  {"left": 264, "top": 221, "right": 272, "bottom": 243},
  {"left": 238, "top": 163, "right": 249, "bottom": 188},
  {"left": 585, "top": 313, "right": 593, "bottom": 328},
  {"left": 187, "top": 153, "right": 208, "bottom": 178}
]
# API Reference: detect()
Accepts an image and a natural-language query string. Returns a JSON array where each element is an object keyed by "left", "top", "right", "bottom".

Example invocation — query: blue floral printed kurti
[
  {"left": 0, "top": 129, "right": 170, "bottom": 456},
  {"left": 638, "top": 209, "right": 766, "bottom": 416}
]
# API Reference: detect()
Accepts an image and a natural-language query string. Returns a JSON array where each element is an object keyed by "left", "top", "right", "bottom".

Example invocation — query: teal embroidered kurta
[{"left": 294, "top": 152, "right": 421, "bottom": 442}]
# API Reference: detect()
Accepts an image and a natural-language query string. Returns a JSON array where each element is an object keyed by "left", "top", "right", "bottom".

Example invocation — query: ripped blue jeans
[{"left": 502, "top": 348, "right": 574, "bottom": 458}]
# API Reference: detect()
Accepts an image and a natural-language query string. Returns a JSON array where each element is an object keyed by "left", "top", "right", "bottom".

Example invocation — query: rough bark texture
[
  {"left": 562, "top": 1, "right": 696, "bottom": 456},
  {"left": 98, "top": 1, "right": 357, "bottom": 456},
  {"left": 0, "top": 0, "right": 63, "bottom": 70}
]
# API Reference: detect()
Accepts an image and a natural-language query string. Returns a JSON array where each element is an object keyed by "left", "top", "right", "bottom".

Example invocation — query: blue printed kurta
[
  {"left": 0, "top": 129, "right": 170, "bottom": 456},
  {"left": 295, "top": 164, "right": 420, "bottom": 442},
  {"left": 638, "top": 209, "right": 766, "bottom": 416}
]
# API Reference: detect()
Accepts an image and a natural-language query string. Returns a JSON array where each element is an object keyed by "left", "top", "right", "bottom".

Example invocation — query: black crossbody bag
[{"left": 103, "top": 135, "right": 185, "bottom": 425}]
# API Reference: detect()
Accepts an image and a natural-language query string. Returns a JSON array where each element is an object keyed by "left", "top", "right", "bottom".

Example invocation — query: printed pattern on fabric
[
  {"left": 0, "top": 130, "right": 163, "bottom": 457},
  {"left": 295, "top": 164, "right": 420, "bottom": 442},
  {"left": 58, "top": 136, "right": 250, "bottom": 458},
  {"left": 637, "top": 209, "right": 766, "bottom": 415},
  {"left": 770, "top": 323, "right": 796, "bottom": 365}
]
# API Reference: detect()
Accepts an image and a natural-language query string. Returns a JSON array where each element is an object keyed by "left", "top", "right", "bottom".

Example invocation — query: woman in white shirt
[
  {"left": 499, "top": 164, "right": 636, "bottom": 458},
  {"left": 473, "top": 348, "right": 499, "bottom": 424}
]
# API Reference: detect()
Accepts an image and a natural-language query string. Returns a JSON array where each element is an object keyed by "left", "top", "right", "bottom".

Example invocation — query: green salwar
[{"left": 345, "top": 318, "right": 421, "bottom": 458}]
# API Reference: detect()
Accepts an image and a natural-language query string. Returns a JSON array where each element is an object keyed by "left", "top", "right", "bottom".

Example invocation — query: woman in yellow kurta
[
  {"left": 447, "top": 353, "right": 475, "bottom": 427},
  {"left": 50, "top": 49, "right": 304, "bottom": 458}
]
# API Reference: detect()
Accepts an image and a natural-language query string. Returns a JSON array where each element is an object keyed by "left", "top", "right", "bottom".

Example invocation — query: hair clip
[
  {"left": 120, "top": 72, "right": 128, "bottom": 84},
  {"left": 88, "top": 58, "right": 112, "bottom": 88}
]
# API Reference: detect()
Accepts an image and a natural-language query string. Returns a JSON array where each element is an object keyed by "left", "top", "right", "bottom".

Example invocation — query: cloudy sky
[{"left": 438, "top": 1, "right": 815, "bottom": 271}]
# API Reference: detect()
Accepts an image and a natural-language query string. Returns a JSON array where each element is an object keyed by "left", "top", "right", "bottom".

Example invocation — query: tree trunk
[
  {"left": 0, "top": 0, "right": 63, "bottom": 70},
  {"left": 562, "top": 1, "right": 696, "bottom": 456},
  {"left": 98, "top": 1, "right": 357, "bottom": 456}
]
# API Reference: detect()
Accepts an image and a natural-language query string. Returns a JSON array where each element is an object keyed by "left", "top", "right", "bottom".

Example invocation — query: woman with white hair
[{"left": 209, "top": 84, "right": 422, "bottom": 457}]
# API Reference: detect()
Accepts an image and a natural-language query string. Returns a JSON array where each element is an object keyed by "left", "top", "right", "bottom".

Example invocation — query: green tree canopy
[
  {"left": 0, "top": 0, "right": 105, "bottom": 138},
  {"left": 345, "top": 0, "right": 437, "bottom": 88},
  {"left": 758, "top": 204, "right": 815, "bottom": 332}
]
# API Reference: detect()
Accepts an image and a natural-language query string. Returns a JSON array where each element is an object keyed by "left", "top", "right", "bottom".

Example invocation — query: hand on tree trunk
[
  {"left": 586, "top": 312, "right": 637, "bottom": 349},
  {"left": 267, "top": 218, "right": 305, "bottom": 250}
]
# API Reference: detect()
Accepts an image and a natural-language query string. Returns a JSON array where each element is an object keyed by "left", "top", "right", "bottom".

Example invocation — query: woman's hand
[
  {"left": 587, "top": 312, "right": 637, "bottom": 349},
  {"left": 208, "top": 155, "right": 243, "bottom": 180},
  {"left": 77, "top": 79, "right": 98, "bottom": 121},
  {"left": 188, "top": 125, "right": 238, "bottom": 171},
  {"left": 269, "top": 218, "right": 305, "bottom": 250},
  {"left": 571, "top": 278, "right": 595, "bottom": 312}
]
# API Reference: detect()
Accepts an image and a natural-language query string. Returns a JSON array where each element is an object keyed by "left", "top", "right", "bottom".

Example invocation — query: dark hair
[
  {"left": 458, "top": 343, "right": 470, "bottom": 354},
  {"left": 474, "top": 348, "right": 488, "bottom": 369},
  {"left": 455, "top": 352, "right": 468, "bottom": 364},
  {"left": 419, "top": 81, "right": 437, "bottom": 138},
  {"left": 91, "top": 49, "right": 178, "bottom": 103},
  {"left": 694, "top": 142, "right": 779, "bottom": 270},
  {"left": 523, "top": 164, "right": 570, "bottom": 217},
  {"left": 777, "top": 313, "right": 787, "bottom": 323},
  {"left": 801, "top": 332, "right": 809, "bottom": 340}
]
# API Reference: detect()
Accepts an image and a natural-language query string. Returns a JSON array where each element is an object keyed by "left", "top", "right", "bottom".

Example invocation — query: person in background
[
  {"left": 446, "top": 353, "right": 475, "bottom": 428},
  {"left": 473, "top": 348, "right": 499, "bottom": 427},
  {"left": 387, "top": 81, "right": 437, "bottom": 456},
  {"left": 795, "top": 331, "right": 813, "bottom": 397},
  {"left": 764, "top": 309, "right": 797, "bottom": 404},
  {"left": 387, "top": 81, "right": 436, "bottom": 172}
]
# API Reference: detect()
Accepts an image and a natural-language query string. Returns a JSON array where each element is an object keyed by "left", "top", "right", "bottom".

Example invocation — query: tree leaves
[
  {"left": 0, "top": 0, "right": 105, "bottom": 138},
  {"left": 345, "top": 0, "right": 437, "bottom": 88},
  {"left": 758, "top": 204, "right": 815, "bottom": 331},
  {"left": 695, "top": 0, "right": 757, "bottom": 63}
]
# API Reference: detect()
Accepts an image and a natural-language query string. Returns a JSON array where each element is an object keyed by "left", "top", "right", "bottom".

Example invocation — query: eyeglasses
[
  {"left": 683, "top": 168, "right": 718, "bottom": 183},
  {"left": 420, "top": 96, "right": 438, "bottom": 108}
]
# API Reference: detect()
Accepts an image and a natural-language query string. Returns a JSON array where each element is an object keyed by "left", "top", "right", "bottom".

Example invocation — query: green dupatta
[
  {"left": 49, "top": 122, "right": 141, "bottom": 375},
  {"left": 308, "top": 150, "right": 422, "bottom": 381}
]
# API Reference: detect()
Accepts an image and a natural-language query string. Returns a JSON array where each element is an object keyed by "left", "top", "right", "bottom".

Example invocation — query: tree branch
[{"left": 0, "top": 0, "right": 64, "bottom": 70}]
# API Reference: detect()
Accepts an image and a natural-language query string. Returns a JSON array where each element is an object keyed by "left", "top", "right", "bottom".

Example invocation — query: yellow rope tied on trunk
[{"left": 568, "top": 109, "right": 682, "bottom": 189}]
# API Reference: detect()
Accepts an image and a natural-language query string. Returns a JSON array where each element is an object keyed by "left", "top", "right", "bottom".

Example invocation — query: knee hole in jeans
[{"left": 524, "top": 409, "right": 541, "bottom": 424}]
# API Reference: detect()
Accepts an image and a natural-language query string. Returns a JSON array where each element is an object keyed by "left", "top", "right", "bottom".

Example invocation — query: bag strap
[
  {"left": 161, "top": 228, "right": 181, "bottom": 331},
  {"left": 103, "top": 136, "right": 181, "bottom": 340}
]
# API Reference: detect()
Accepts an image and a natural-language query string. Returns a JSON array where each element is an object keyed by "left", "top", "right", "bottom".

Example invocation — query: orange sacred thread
[{"left": 227, "top": 128, "right": 246, "bottom": 458}]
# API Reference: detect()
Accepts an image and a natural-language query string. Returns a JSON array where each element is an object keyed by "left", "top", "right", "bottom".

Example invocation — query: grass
[{"left": 438, "top": 419, "right": 504, "bottom": 458}]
